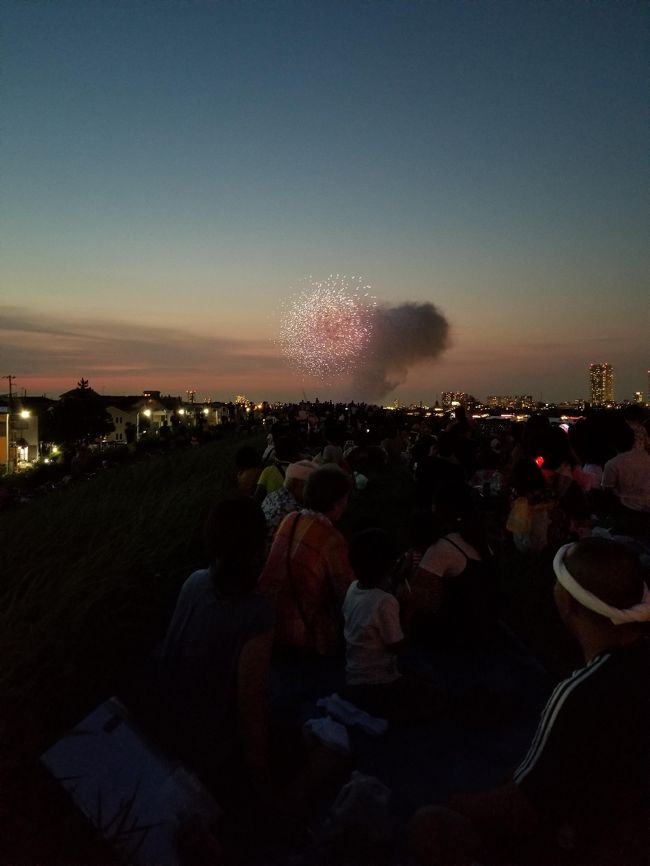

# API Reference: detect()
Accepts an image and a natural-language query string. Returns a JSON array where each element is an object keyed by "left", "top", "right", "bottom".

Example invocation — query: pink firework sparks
[{"left": 278, "top": 275, "right": 376, "bottom": 378}]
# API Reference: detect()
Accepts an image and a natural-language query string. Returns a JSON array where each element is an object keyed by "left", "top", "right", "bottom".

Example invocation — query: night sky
[{"left": 2, "top": 0, "right": 648, "bottom": 403}]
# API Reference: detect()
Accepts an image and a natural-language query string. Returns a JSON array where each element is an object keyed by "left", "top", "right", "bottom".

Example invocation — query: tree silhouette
[{"left": 46, "top": 379, "right": 114, "bottom": 446}]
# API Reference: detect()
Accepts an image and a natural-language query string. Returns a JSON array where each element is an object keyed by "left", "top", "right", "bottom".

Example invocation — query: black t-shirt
[{"left": 514, "top": 639, "right": 649, "bottom": 836}]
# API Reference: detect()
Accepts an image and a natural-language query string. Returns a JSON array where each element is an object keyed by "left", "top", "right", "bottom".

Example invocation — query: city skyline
[
  {"left": 3, "top": 362, "right": 645, "bottom": 408},
  {"left": 1, "top": 1, "right": 648, "bottom": 403}
]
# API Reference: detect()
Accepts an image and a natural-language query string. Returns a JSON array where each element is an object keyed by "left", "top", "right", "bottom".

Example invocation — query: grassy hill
[{"left": 1, "top": 437, "right": 258, "bottom": 750}]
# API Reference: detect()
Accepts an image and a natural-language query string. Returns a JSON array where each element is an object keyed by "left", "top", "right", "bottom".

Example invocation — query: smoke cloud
[{"left": 352, "top": 302, "right": 450, "bottom": 399}]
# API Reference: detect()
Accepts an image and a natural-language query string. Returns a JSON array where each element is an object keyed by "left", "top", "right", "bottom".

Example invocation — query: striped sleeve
[{"left": 513, "top": 654, "right": 610, "bottom": 791}]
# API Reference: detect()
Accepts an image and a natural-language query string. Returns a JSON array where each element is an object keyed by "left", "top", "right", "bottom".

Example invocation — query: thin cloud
[{"left": 0, "top": 305, "right": 285, "bottom": 381}]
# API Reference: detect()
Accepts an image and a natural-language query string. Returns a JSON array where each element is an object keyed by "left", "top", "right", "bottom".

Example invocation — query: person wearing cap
[
  {"left": 408, "top": 536, "right": 649, "bottom": 866},
  {"left": 261, "top": 459, "right": 317, "bottom": 552}
]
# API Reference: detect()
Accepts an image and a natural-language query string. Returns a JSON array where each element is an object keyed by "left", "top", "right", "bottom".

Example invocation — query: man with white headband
[{"left": 409, "top": 537, "right": 649, "bottom": 866}]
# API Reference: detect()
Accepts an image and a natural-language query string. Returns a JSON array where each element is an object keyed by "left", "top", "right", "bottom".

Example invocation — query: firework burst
[{"left": 278, "top": 275, "right": 376, "bottom": 379}]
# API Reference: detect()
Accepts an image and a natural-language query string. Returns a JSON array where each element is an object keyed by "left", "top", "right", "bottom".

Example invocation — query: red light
[{"left": 535, "top": 455, "right": 544, "bottom": 467}]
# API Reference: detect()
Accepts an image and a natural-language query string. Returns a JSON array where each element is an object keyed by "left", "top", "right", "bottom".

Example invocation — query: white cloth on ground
[
  {"left": 303, "top": 716, "right": 351, "bottom": 754},
  {"left": 316, "top": 693, "right": 388, "bottom": 735}
]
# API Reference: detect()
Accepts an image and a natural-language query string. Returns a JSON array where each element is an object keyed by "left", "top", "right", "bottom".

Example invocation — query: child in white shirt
[{"left": 341, "top": 528, "right": 444, "bottom": 722}]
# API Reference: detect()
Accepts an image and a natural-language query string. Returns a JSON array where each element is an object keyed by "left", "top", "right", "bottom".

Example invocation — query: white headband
[{"left": 553, "top": 543, "right": 650, "bottom": 626}]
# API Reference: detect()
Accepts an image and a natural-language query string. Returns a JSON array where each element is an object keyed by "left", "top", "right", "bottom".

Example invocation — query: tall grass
[{"left": 0, "top": 435, "right": 265, "bottom": 756}]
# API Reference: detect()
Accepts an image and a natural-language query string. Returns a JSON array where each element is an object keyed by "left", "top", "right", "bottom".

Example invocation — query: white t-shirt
[
  {"left": 602, "top": 450, "right": 650, "bottom": 512},
  {"left": 418, "top": 532, "right": 481, "bottom": 578},
  {"left": 343, "top": 581, "right": 403, "bottom": 686}
]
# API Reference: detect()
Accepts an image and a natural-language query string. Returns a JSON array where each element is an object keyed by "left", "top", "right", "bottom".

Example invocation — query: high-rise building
[{"left": 589, "top": 363, "right": 614, "bottom": 405}]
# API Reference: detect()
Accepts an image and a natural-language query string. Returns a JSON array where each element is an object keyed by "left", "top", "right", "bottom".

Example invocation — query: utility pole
[
  {"left": 2, "top": 375, "right": 16, "bottom": 475},
  {"left": 2, "top": 375, "right": 16, "bottom": 407}
]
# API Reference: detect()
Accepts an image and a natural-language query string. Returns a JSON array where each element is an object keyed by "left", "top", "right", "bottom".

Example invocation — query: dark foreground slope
[{"left": 0, "top": 441, "right": 571, "bottom": 865}]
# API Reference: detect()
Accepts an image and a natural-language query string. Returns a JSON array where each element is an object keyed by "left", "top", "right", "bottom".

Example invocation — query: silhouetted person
[{"left": 409, "top": 537, "right": 649, "bottom": 866}]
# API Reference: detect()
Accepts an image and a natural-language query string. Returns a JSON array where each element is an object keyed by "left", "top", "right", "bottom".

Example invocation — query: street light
[
  {"left": 16, "top": 410, "right": 31, "bottom": 464},
  {"left": 136, "top": 408, "right": 152, "bottom": 441},
  {"left": 2, "top": 408, "right": 30, "bottom": 474}
]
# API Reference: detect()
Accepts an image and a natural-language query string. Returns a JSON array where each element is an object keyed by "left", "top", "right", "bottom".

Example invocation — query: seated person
[
  {"left": 403, "top": 484, "right": 496, "bottom": 645},
  {"left": 234, "top": 445, "right": 262, "bottom": 497},
  {"left": 506, "top": 457, "right": 551, "bottom": 555},
  {"left": 539, "top": 427, "right": 591, "bottom": 546},
  {"left": 341, "top": 528, "right": 443, "bottom": 722},
  {"left": 391, "top": 508, "right": 436, "bottom": 593},
  {"left": 469, "top": 439, "right": 505, "bottom": 500},
  {"left": 261, "top": 459, "right": 316, "bottom": 552},
  {"left": 380, "top": 423, "right": 410, "bottom": 464},
  {"left": 254, "top": 434, "right": 301, "bottom": 503},
  {"left": 623, "top": 403, "right": 650, "bottom": 453},
  {"left": 414, "top": 432, "right": 466, "bottom": 508},
  {"left": 159, "top": 497, "right": 274, "bottom": 797},
  {"left": 408, "top": 537, "right": 650, "bottom": 866},
  {"left": 259, "top": 464, "right": 354, "bottom": 656},
  {"left": 600, "top": 419, "right": 650, "bottom": 536}
]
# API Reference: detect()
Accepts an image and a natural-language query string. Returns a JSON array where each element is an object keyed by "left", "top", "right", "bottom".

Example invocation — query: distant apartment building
[
  {"left": 441, "top": 391, "right": 468, "bottom": 409},
  {"left": 589, "top": 363, "right": 614, "bottom": 405},
  {"left": 486, "top": 395, "right": 534, "bottom": 410}
]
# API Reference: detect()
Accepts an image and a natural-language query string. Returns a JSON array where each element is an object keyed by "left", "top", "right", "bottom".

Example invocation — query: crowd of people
[{"left": 141, "top": 403, "right": 649, "bottom": 865}]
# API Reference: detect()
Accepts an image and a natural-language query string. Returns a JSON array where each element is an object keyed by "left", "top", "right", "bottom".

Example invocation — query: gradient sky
[{"left": 2, "top": 0, "right": 648, "bottom": 404}]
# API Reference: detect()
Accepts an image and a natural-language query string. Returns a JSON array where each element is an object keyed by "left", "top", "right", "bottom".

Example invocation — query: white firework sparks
[{"left": 278, "top": 275, "right": 376, "bottom": 379}]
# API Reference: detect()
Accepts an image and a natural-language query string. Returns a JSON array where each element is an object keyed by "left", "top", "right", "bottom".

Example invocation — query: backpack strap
[{"left": 285, "top": 512, "right": 314, "bottom": 638}]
